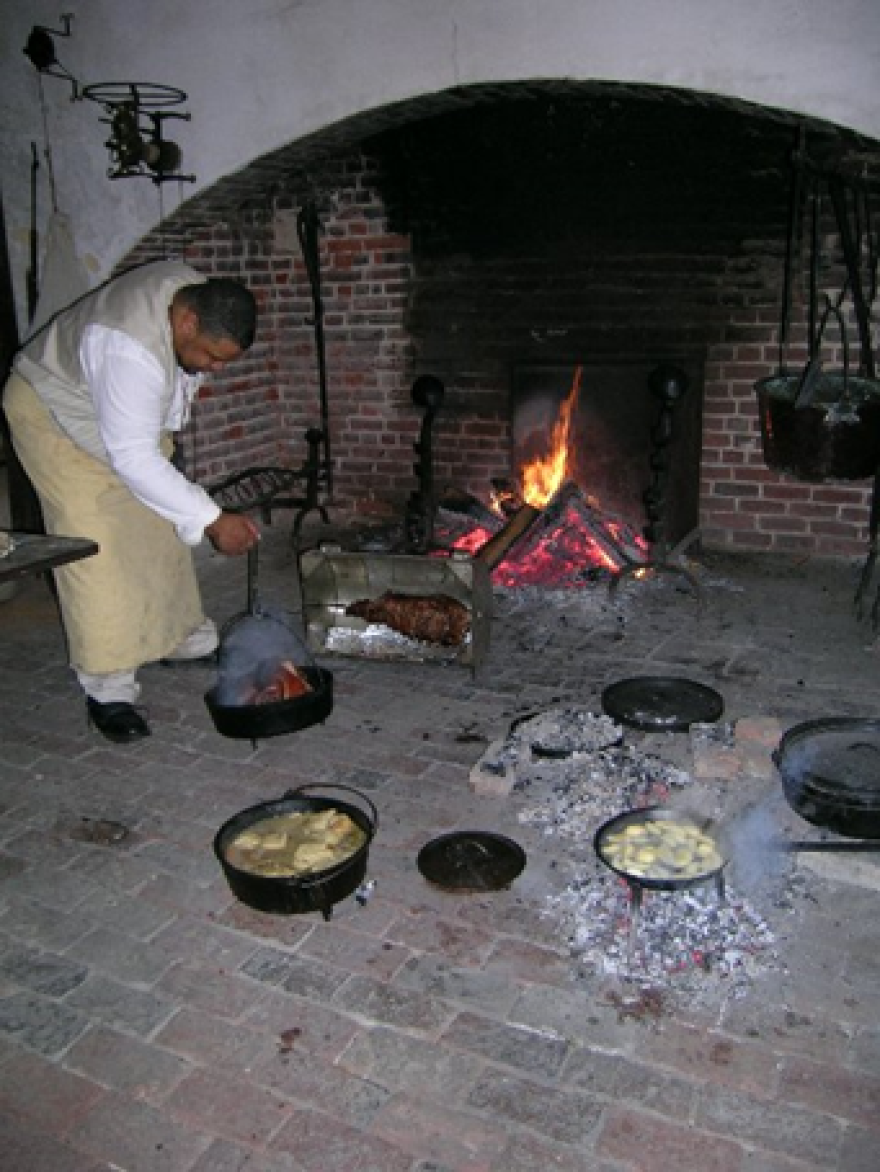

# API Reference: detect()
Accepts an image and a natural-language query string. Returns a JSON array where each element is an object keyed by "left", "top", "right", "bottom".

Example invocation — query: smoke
[
  {"left": 721, "top": 789, "right": 792, "bottom": 899},
  {"left": 216, "top": 607, "right": 311, "bottom": 706}
]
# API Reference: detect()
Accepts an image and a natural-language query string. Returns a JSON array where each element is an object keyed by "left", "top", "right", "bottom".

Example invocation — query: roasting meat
[{"left": 346, "top": 592, "right": 470, "bottom": 646}]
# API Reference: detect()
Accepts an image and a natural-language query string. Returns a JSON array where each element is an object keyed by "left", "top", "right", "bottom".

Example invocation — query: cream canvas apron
[{"left": 3, "top": 373, "right": 205, "bottom": 674}]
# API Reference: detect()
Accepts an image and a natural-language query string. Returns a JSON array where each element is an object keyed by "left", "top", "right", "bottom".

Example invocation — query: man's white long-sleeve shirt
[{"left": 80, "top": 324, "right": 221, "bottom": 546}]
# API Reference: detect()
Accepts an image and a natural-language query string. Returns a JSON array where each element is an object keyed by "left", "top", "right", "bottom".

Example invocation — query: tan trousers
[{"left": 3, "top": 372, "right": 206, "bottom": 678}]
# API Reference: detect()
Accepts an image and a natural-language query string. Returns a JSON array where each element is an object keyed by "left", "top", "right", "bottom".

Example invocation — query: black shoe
[
  {"left": 86, "top": 699, "right": 151, "bottom": 744},
  {"left": 158, "top": 650, "right": 219, "bottom": 669}
]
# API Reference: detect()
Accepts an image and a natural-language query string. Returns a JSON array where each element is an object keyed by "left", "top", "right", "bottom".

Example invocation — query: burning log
[
  {"left": 437, "top": 477, "right": 649, "bottom": 585},
  {"left": 474, "top": 482, "right": 646, "bottom": 580},
  {"left": 474, "top": 503, "right": 543, "bottom": 572},
  {"left": 439, "top": 487, "right": 502, "bottom": 530},
  {"left": 545, "top": 482, "right": 645, "bottom": 569}
]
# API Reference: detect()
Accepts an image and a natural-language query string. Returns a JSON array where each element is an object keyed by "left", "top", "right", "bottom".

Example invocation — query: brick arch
[
  {"left": 125, "top": 78, "right": 872, "bottom": 263},
  {"left": 121, "top": 81, "right": 879, "bottom": 556}
]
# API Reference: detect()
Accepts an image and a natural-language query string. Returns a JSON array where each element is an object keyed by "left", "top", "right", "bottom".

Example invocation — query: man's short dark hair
[{"left": 179, "top": 279, "right": 257, "bottom": 349}]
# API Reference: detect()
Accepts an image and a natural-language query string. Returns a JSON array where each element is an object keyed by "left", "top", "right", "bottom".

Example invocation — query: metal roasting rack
[
  {"left": 205, "top": 425, "right": 330, "bottom": 545},
  {"left": 207, "top": 467, "right": 301, "bottom": 514}
]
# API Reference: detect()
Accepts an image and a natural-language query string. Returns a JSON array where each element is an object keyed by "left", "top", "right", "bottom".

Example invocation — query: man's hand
[{"left": 205, "top": 512, "right": 261, "bottom": 555}]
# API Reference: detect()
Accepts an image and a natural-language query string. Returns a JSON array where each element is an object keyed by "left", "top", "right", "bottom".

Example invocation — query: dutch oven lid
[
  {"left": 776, "top": 718, "right": 880, "bottom": 801},
  {"left": 602, "top": 676, "right": 724, "bottom": 732},
  {"left": 417, "top": 831, "right": 526, "bottom": 892}
]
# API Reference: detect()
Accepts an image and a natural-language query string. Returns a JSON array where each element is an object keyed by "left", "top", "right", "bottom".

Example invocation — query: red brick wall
[{"left": 125, "top": 156, "right": 874, "bottom": 558}]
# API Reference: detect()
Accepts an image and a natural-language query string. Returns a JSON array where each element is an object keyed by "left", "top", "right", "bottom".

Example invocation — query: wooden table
[{"left": 0, "top": 530, "right": 99, "bottom": 584}]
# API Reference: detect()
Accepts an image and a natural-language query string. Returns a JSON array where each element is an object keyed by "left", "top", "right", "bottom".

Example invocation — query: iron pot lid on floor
[
  {"left": 601, "top": 675, "right": 724, "bottom": 731},
  {"left": 417, "top": 831, "right": 526, "bottom": 892}
]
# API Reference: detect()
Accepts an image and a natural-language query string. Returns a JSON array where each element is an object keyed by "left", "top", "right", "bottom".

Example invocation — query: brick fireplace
[{"left": 123, "top": 82, "right": 879, "bottom": 559}]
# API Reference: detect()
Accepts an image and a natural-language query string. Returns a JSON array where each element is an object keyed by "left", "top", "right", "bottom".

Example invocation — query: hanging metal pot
[
  {"left": 204, "top": 543, "right": 333, "bottom": 743},
  {"left": 756, "top": 299, "right": 880, "bottom": 483},
  {"left": 756, "top": 155, "right": 880, "bottom": 483}
]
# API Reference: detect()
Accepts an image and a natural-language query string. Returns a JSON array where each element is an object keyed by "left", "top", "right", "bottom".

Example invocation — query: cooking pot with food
[
  {"left": 214, "top": 784, "right": 378, "bottom": 919},
  {"left": 205, "top": 665, "right": 333, "bottom": 741},
  {"left": 204, "top": 541, "right": 335, "bottom": 743},
  {"left": 594, "top": 806, "right": 726, "bottom": 892}
]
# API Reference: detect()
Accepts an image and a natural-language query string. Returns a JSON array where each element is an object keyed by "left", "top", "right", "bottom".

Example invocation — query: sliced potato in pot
[{"left": 598, "top": 814, "right": 723, "bottom": 881}]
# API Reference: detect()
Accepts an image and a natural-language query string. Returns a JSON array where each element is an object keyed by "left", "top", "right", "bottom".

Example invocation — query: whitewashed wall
[{"left": 2, "top": 0, "right": 879, "bottom": 333}]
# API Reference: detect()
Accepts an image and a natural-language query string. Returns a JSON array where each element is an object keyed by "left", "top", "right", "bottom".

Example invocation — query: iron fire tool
[
  {"left": 609, "top": 364, "right": 702, "bottom": 605},
  {"left": 235, "top": 202, "right": 332, "bottom": 548},
  {"left": 296, "top": 202, "right": 333, "bottom": 498},
  {"left": 403, "top": 375, "right": 445, "bottom": 553}
]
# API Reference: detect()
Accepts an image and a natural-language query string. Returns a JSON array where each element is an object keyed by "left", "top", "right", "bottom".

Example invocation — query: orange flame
[{"left": 520, "top": 366, "right": 583, "bottom": 507}]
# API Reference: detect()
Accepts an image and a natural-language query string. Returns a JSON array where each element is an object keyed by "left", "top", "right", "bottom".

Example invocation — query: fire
[
  {"left": 436, "top": 363, "right": 650, "bottom": 587},
  {"left": 520, "top": 366, "right": 583, "bottom": 507}
]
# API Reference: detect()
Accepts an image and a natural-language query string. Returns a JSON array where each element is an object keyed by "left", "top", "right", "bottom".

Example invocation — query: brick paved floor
[{"left": 0, "top": 515, "right": 878, "bottom": 1171}]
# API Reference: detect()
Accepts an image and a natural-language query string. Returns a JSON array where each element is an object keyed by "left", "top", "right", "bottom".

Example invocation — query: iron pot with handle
[
  {"left": 773, "top": 717, "right": 880, "bottom": 839},
  {"left": 214, "top": 783, "right": 378, "bottom": 919},
  {"left": 204, "top": 666, "right": 333, "bottom": 741}
]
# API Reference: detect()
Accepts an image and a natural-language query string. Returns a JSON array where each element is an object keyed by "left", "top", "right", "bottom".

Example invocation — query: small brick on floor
[{"left": 597, "top": 1105, "right": 744, "bottom": 1171}]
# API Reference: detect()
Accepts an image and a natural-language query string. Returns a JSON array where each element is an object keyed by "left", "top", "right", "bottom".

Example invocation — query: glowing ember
[
  {"left": 442, "top": 485, "right": 647, "bottom": 589},
  {"left": 436, "top": 364, "right": 650, "bottom": 589},
  {"left": 447, "top": 526, "right": 493, "bottom": 556},
  {"left": 490, "top": 498, "right": 627, "bottom": 588},
  {"left": 520, "top": 366, "right": 583, "bottom": 507}
]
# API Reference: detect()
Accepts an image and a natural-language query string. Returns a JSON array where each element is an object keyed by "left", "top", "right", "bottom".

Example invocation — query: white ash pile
[
  {"left": 550, "top": 872, "right": 778, "bottom": 1003},
  {"left": 472, "top": 707, "right": 691, "bottom": 812},
  {"left": 474, "top": 707, "right": 782, "bottom": 1002}
]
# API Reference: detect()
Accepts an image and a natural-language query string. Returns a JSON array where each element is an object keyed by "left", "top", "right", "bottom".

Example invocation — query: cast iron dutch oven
[
  {"left": 773, "top": 717, "right": 880, "bottom": 839},
  {"left": 204, "top": 540, "right": 334, "bottom": 742},
  {"left": 214, "top": 783, "right": 378, "bottom": 919},
  {"left": 204, "top": 666, "right": 333, "bottom": 741},
  {"left": 594, "top": 806, "right": 727, "bottom": 892}
]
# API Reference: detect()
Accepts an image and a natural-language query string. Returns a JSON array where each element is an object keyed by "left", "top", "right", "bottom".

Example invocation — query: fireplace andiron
[
  {"left": 610, "top": 364, "right": 702, "bottom": 605},
  {"left": 404, "top": 375, "right": 445, "bottom": 553}
]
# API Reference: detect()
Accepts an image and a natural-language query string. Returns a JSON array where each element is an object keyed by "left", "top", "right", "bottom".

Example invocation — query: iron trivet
[
  {"left": 602, "top": 675, "right": 724, "bottom": 732},
  {"left": 417, "top": 831, "right": 526, "bottom": 892}
]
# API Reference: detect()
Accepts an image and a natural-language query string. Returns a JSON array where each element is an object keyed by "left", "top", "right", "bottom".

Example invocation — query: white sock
[
  {"left": 76, "top": 669, "right": 140, "bottom": 705},
  {"left": 164, "top": 618, "right": 219, "bottom": 660}
]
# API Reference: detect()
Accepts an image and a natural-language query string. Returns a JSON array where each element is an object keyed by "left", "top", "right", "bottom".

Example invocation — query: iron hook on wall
[{"left": 23, "top": 16, "right": 79, "bottom": 99}]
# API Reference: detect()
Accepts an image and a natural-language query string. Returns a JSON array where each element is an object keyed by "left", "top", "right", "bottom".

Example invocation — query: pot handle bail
[
  {"left": 283, "top": 783, "right": 379, "bottom": 833},
  {"left": 793, "top": 294, "right": 850, "bottom": 410}
]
